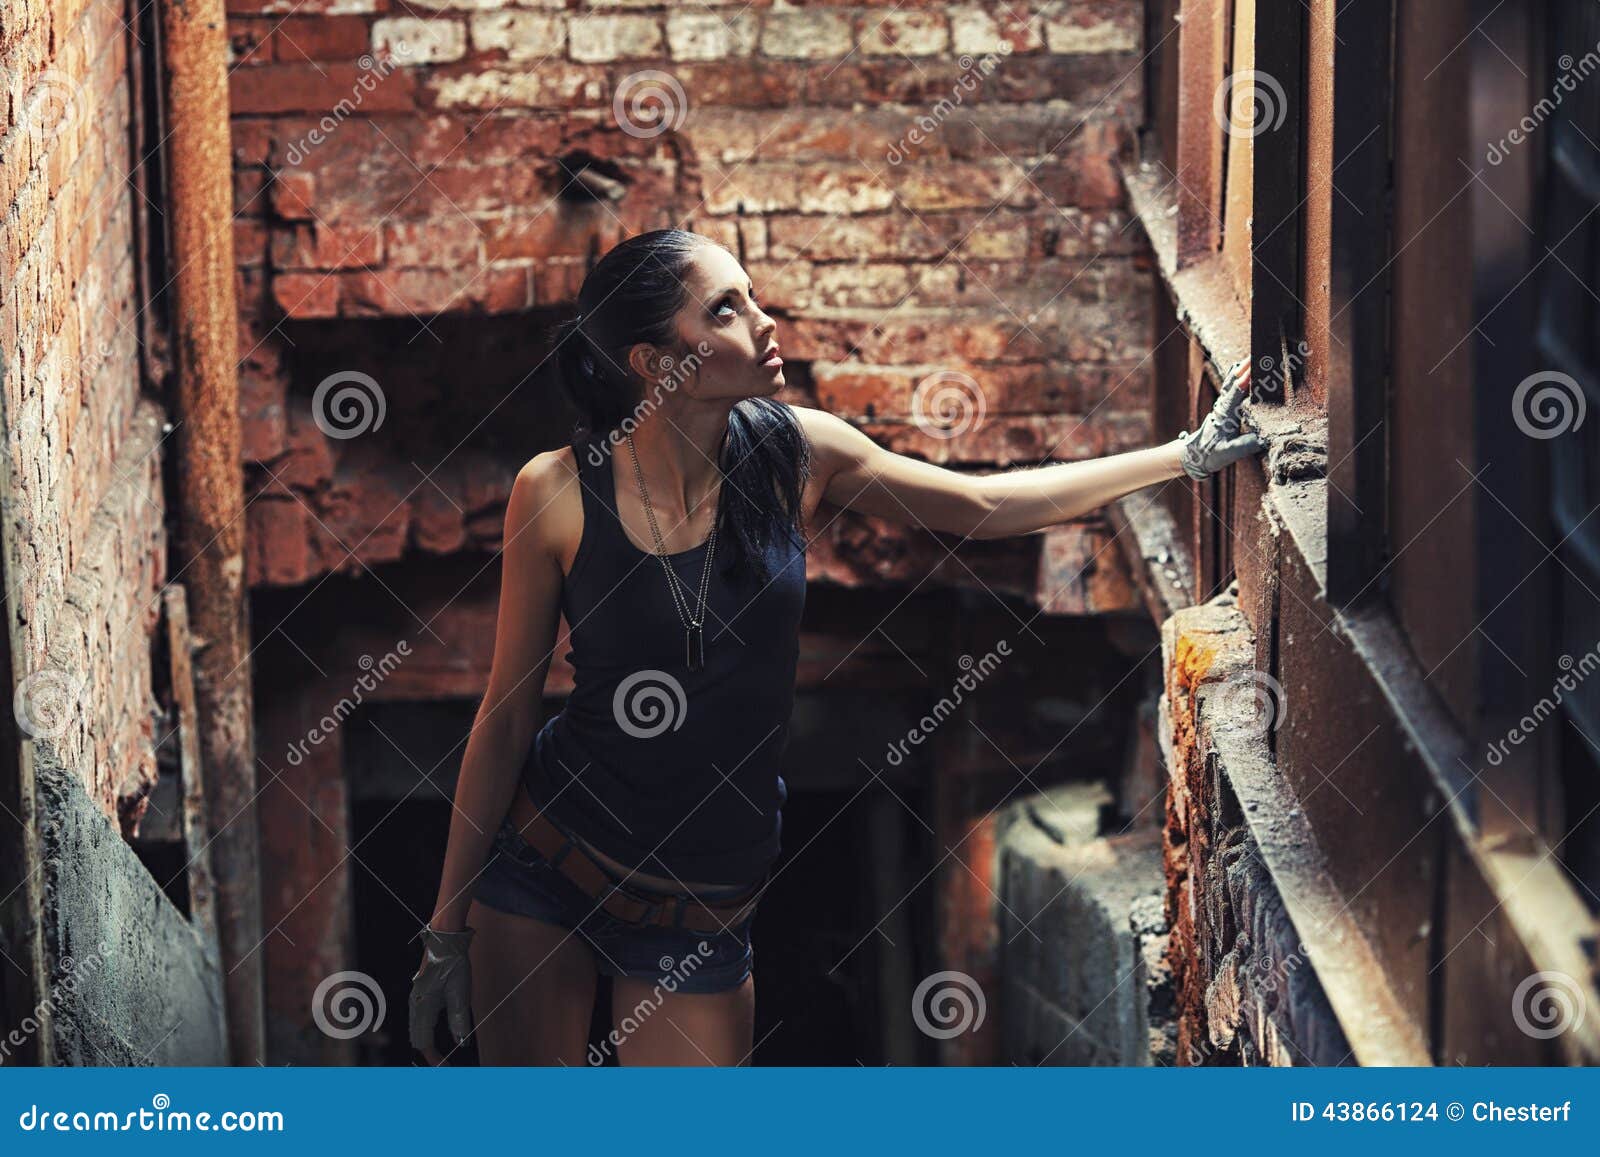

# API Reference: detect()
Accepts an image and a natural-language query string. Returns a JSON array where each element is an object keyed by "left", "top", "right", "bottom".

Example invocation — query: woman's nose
[{"left": 755, "top": 306, "right": 777, "bottom": 340}]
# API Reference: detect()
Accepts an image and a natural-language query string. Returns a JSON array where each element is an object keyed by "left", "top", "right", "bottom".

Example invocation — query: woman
[{"left": 408, "top": 228, "right": 1262, "bottom": 1067}]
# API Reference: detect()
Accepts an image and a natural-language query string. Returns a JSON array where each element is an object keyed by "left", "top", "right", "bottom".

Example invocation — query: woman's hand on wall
[
  {"left": 1176, "top": 360, "right": 1267, "bottom": 480},
  {"left": 409, "top": 924, "right": 476, "bottom": 1064}
]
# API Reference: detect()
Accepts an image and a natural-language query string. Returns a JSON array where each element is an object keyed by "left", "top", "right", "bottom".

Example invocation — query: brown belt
[{"left": 506, "top": 784, "right": 767, "bottom": 934}]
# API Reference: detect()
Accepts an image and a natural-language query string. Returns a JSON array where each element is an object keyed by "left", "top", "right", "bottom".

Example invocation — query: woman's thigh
[
  {"left": 610, "top": 971, "right": 755, "bottom": 1066},
  {"left": 467, "top": 898, "right": 598, "bottom": 1066}
]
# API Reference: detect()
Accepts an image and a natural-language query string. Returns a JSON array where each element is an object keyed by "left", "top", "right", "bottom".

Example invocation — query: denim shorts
[{"left": 472, "top": 815, "right": 759, "bottom": 995}]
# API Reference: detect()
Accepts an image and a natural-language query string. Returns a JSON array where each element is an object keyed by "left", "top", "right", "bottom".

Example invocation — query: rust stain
[{"left": 1161, "top": 629, "right": 1221, "bottom": 1062}]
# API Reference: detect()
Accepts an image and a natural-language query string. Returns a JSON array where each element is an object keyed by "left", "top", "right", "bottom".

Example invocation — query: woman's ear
[
  {"left": 624, "top": 341, "right": 654, "bottom": 383},
  {"left": 627, "top": 340, "right": 697, "bottom": 396},
  {"left": 625, "top": 341, "right": 674, "bottom": 387}
]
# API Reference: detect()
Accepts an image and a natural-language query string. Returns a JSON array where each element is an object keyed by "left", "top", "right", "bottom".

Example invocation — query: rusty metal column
[{"left": 158, "top": 0, "right": 263, "bottom": 1065}]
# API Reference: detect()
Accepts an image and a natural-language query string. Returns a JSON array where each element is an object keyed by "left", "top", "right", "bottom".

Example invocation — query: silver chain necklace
[{"left": 625, "top": 433, "right": 721, "bottom": 672}]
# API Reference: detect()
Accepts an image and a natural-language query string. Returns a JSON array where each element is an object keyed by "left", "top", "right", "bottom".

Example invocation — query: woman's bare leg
[
  {"left": 467, "top": 898, "right": 598, "bottom": 1065},
  {"left": 610, "top": 972, "right": 755, "bottom": 1065}
]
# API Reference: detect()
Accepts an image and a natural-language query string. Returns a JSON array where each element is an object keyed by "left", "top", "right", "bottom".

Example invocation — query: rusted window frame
[
  {"left": 1249, "top": 0, "right": 1306, "bottom": 404},
  {"left": 1532, "top": 0, "right": 1600, "bottom": 880},
  {"left": 1324, "top": 0, "right": 1395, "bottom": 606}
]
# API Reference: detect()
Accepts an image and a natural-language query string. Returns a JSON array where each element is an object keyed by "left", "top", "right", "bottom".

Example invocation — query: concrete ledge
[
  {"left": 35, "top": 751, "right": 228, "bottom": 1065},
  {"left": 995, "top": 782, "right": 1166, "bottom": 1065}
]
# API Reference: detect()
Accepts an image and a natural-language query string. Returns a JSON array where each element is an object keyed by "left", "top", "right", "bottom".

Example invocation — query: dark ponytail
[{"left": 548, "top": 228, "right": 809, "bottom": 586}]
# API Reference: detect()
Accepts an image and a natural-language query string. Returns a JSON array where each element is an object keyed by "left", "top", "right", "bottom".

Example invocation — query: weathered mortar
[{"left": 225, "top": 0, "right": 1155, "bottom": 596}]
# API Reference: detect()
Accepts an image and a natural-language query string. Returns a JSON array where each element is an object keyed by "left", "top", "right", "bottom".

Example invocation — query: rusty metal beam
[
  {"left": 158, "top": 0, "right": 263, "bottom": 1065},
  {"left": 1325, "top": 0, "right": 1395, "bottom": 606},
  {"left": 1175, "top": 0, "right": 1229, "bottom": 266},
  {"left": 163, "top": 586, "right": 227, "bottom": 992},
  {"left": 1249, "top": 0, "right": 1305, "bottom": 403},
  {"left": 0, "top": 369, "right": 49, "bottom": 1066}
]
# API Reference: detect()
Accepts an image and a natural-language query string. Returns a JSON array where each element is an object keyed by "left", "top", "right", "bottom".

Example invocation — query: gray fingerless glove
[
  {"left": 1177, "top": 359, "right": 1267, "bottom": 480},
  {"left": 408, "top": 925, "right": 475, "bottom": 1053}
]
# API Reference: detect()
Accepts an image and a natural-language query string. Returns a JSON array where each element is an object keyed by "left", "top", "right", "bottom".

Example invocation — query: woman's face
[{"left": 641, "top": 242, "right": 783, "bottom": 402}]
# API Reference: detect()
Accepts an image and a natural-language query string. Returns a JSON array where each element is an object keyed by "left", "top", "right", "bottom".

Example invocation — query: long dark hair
[{"left": 548, "top": 228, "right": 809, "bottom": 585}]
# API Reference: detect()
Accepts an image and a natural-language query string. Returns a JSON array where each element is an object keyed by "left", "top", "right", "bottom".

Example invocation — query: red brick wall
[
  {"left": 227, "top": 1, "right": 1154, "bottom": 589},
  {"left": 1, "top": 0, "right": 167, "bottom": 825}
]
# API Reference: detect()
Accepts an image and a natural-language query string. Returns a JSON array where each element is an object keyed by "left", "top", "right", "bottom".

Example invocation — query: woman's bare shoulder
[
  {"left": 507, "top": 445, "right": 584, "bottom": 561},
  {"left": 789, "top": 403, "right": 884, "bottom": 477},
  {"left": 788, "top": 403, "right": 853, "bottom": 467}
]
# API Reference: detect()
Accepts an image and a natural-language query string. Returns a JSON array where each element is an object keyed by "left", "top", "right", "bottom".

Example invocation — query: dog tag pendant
[{"left": 686, "top": 623, "right": 705, "bottom": 672}]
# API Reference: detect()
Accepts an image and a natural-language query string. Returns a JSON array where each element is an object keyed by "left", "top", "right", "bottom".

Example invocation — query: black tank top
[{"left": 521, "top": 428, "right": 808, "bottom": 885}]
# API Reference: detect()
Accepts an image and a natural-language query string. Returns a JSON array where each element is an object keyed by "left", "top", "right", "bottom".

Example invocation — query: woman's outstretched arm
[{"left": 797, "top": 361, "right": 1264, "bottom": 541}]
